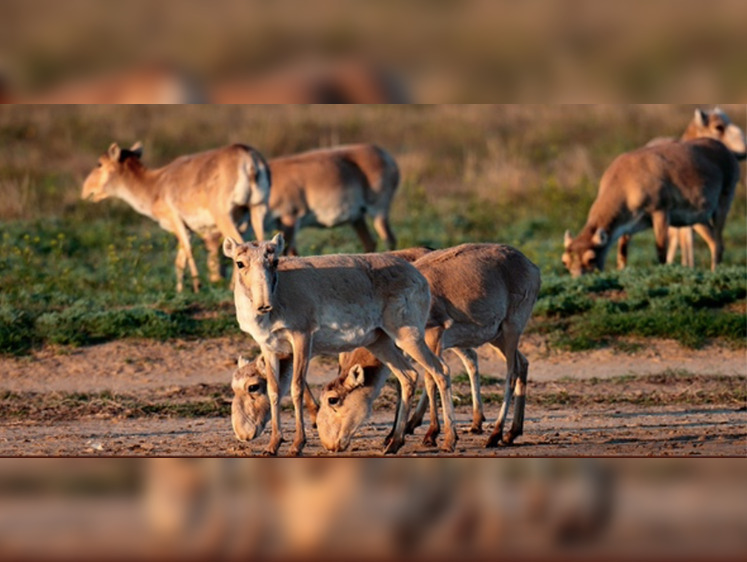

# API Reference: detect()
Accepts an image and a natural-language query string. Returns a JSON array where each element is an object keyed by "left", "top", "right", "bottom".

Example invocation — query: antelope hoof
[
  {"left": 504, "top": 429, "right": 521, "bottom": 445},
  {"left": 383, "top": 436, "right": 405, "bottom": 455},
  {"left": 289, "top": 440, "right": 306, "bottom": 457},
  {"left": 422, "top": 426, "right": 440, "bottom": 447},
  {"left": 468, "top": 423, "right": 484, "bottom": 435},
  {"left": 441, "top": 431, "right": 457, "bottom": 453},
  {"left": 484, "top": 432, "right": 504, "bottom": 448},
  {"left": 262, "top": 436, "right": 284, "bottom": 456}
]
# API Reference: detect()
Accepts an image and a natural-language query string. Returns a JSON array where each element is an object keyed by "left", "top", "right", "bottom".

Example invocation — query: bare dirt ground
[{"left": 1, "top": 335, "right": 745, "bottom": 456}]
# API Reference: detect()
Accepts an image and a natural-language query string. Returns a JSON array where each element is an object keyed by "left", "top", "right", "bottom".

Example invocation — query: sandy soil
[{"left": 1, "top": 335, "right": 745, "bottom": 456}]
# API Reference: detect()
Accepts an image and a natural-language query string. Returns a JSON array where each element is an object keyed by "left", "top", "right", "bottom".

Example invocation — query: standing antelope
[
  {"left": 82, "top": 142, "right": 271, "bottom": 292},
  {"left": 614, "top": 107, "right": 747, "bottom": 269},
  {"left": 315, "top": 243, "right": 541, "bottom": 453},
  {"left": 228, "top": 247, "right": 488, "bottom": 448},
  {"left": 265, "top": 144, "right": 399, "bottom": 256},
  {"left": 563, "top": 108, "right": 745, "bottom": 276},
  {"left": 223, "top": 234, "right": 455, "bottom": 456}
]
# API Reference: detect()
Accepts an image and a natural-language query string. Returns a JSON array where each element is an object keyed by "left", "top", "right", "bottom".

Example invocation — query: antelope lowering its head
[
  {"left": 563, "top": 108, "right": 744, "bottom": 277},
  {"left": 82, "top": 142, "right": 270, "bottom": 292},
  {"left": 231, "top": 355, "right": 320, "bottom": 442},
  {"left": 228, "top": 246, "right": 489, "bottom": 447},
  {"left": 316, "top": 243, "right": 541, "bottom": 453},
  {"left": 266, "top": 144, "right": 399, "bottom": 256},
  {"left": 615, "top": 107, "right": 747, "bottom": 269},
  {"left": 223, "top": 234, "right": 453, "bottom": 456}
]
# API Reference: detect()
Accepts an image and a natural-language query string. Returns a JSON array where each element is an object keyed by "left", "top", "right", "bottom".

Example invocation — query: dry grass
[{"left": 2, "top": 104, "right": 742, "bottom": 220}]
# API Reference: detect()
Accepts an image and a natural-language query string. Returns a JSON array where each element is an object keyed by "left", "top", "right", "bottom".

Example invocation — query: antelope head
[
  {"left": 562, "top": 228, "right": 608, "bottom": 277},
  {"left": 81, "top": 141, "right": 143, "bottom": 201},
  {"left": 231, "top": 355, "right": 271, "bottom": 441},
  {"left": 223, "top": 233, "right": 284, "bottom": 315}
]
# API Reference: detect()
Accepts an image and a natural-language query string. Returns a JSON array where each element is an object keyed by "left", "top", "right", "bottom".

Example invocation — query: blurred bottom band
[{"left": 0, "top": 458, "right": 744, "bottom": 562}]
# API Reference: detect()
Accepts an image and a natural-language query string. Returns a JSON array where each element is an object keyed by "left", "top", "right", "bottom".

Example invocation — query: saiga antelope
[
  {"left": 563, "top": 108, "right": 745, "bottom": 276},
  {"left": 265, "top": 144, "right": 399, "bottom": 256},
  {"left": 228, "top": 247, "right": 488, "bottom": 448},
  {"left": 223, "top": 234, "right": 454, "bottom": 456},
  {"left": 615, "top": 107, "right": 747, "bottom": 269},
  {"left": 315, "top": 243, "right": 541, "bottom": 453},
  {"left": 82, "top": 142, "right": 271, "bottom": 292}
]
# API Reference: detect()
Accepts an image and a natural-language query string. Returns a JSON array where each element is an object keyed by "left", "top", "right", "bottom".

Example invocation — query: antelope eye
[
  {"left": 247, "top": 383, "right": 261, "bottom": 393},
  {"left": 236, "top": 262, "right": 245, "bottom": 269},
  {"left": 715, "top": 124, "right": 726, "bottom": 133},
  {"left": 327, "top": 396, "right": 340, "bottom": 407}
]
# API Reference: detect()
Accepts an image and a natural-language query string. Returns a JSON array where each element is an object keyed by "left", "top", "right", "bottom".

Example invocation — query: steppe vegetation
[{"left": 1, "top": 105, "right": 744, "bottom": 355}]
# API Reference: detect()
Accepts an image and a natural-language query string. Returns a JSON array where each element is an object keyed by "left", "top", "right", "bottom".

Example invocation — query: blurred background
[
  {"left": 1, "top": 0, "right": 747, "bottom": 102},
  {"left": 0, "top": 458, "right": 745, "bottom": 561}
]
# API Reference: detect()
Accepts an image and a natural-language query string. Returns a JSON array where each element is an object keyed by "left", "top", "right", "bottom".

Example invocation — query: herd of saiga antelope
[{"left": 81, "top": 107, "right": 746, "bottom": 455}]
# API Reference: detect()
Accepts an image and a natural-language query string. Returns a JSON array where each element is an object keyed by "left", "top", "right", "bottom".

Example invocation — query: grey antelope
[
  {"left": 228, "top": 247, "right": 487, "bottom": 447},
  {"left": 614, "top": 107, "right": 747, "bottom": 269},
  {"left": 82, "top": 142, "right": 271, "bottom": 292},
  {"left": 265, "top": 144, "right": 399, "bottom": 256},
  {"left": 223, "top": 234, "right": 454, "bottom": 455},
  {"left": 563, "top": 108, "right": 745, "bottom": 277},
  {"left": 316, "top": 243, "right": 541, "bottom": 453}
]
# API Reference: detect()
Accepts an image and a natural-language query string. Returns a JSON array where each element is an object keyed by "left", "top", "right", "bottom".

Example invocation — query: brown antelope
[
  {"left": 563, "top": 108, "right": 745, "bottom": 276},
  {"left": 223, "top": 234, "right": 455, "bottom": 456},
  {"left": 228, "top": 247, "right": 488, "bottom": 447},
  {"left": 614, "top": 107, "right": 747, "bottom": 269},
  {"left": 316, "top": 243, "right": 541, "bottom": 453},
  {"left": 82, "top": 142, "right": 271, "bottom": 292},
  {"left": 265, "top": 144, "right": 399, "bottom": 256}
]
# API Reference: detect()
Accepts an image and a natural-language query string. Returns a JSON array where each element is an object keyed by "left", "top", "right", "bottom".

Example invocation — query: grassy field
[{"left": 0, "top": 105, "right": 745, "bottom": 355}]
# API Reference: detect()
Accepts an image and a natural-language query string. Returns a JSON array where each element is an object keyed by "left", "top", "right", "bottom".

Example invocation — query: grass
[{"left": 0, "top": 105, "right": 745, "bottom": 356}]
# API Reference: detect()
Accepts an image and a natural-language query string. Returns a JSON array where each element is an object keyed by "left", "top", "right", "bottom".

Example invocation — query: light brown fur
[
  {"left": 228, "top": 246, "right": 486, "bottom": 447},
  {"left": 316, "top": 243, "right": 541, "bottom": 452},
  {"left": 614, "top": 107, "right": 747, "bottom": 270},
  {"left": 563, "top": 117, "right": 743, "bottom": 276},
  {"left": 223, "top": 234, "right": 453, "bottom": 456},
  {"left": 266, "top": 144, "right": 399, "bottom": 255},
  {"left": 82, "top": 142, "right": 271, "bottom": 292}
]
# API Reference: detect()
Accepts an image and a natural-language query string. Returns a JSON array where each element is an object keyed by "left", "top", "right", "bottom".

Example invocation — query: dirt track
[{"left": 1, "top": 335, "right": 745, "bottom": 456}]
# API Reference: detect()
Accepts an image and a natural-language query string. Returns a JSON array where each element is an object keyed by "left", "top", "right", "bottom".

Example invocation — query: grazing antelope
[
  {"left": 223, "top": 234, "right": 455, "bottom": 455},
  {"left": 563, "top": 109, "right": 745, "bottom": 276},
  {"left": 228, "top": 246, "right": 488, "bottom": 446},
  {"left": 615, "top": 107, "right": 747, "bottom": 269},
  {"left": 231, "top": 354, "right": 320, "bottom": 442},
  {"left": 265, "top": 144, "right": 399, "bottom": 256},
  {"left": 82, "top": 142, "right": 271, "bottom": 292},
  {"left": 316, "top": 243, "right": 541, "bottom": 453}
]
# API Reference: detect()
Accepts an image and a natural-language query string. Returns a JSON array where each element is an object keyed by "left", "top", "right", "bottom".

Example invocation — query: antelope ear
[
  {"left": 108, "top": 142, "right": 121, "bottom": 161},
  {"left": 238, "top": 355, "right": 250, "bottom": 368},
  {"left": 344, "top": 365, "right": 365, "bottom": 389},
  {"left": 564, "top": 230, "right": 573, "bottom": 249},
  {"left": 129, "top": 141, "right": 144, "bottom": 158},
  {"left": 256, "top": 354, "right": 266, "bottom": 372},
  {"left": 223, "top": 237, "right": 239, "bottom": 258},
  {"left": 591, "top": 228, "right": 608, "bottom": 247},
  {"left": 271, "top": 232, "right": 285, "bottom": 256},
  {"left": 694, "top": 108, "right": 708, "bottom": 127}
]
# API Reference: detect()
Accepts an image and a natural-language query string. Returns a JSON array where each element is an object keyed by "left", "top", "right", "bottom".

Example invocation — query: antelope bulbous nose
[{"left": 257, "top": 304, "right": 273, "bottom": 314}]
